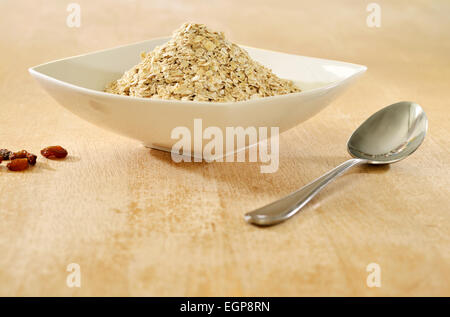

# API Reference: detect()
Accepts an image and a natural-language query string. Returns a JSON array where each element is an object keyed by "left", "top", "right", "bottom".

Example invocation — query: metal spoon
[{"left": 245, "top": 101, "right": 428, "bottom": 226}]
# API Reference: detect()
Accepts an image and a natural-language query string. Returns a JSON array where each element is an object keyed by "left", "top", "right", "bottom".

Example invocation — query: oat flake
[{"left": 105, "top": 23, "right": 300, "bottom": 102}]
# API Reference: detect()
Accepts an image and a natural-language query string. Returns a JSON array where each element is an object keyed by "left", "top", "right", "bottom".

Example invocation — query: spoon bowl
[
  {"left": 245, "top": 101, "right": 428, "bottom": 226},
  {"left": 347, "top": 101, "right": 428, "bottom": 164}
]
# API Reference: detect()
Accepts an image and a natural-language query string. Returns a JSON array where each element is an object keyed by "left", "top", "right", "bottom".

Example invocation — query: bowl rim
[{"left": 29, "top": 37, "right": 367, "bottom": 107}]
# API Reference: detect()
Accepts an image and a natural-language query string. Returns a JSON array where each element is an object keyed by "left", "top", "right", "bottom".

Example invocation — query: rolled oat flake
[{"left": 106, "top": 23, "right": 300, "bottom": 102}]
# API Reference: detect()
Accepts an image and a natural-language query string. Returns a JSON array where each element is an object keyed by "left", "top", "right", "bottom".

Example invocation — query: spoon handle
[{"left": 245, "top": 158, "right": 367, "bottom": 226}]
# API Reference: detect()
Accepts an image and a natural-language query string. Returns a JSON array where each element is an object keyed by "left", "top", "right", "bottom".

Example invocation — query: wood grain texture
[{"left": 0, "top": 0, "right": 449, "bottom": 296}]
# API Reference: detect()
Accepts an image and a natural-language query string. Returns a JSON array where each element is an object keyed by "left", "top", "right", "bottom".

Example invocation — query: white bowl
[{"left": 29, "top": 37, "right": 366, "bottom": 155}]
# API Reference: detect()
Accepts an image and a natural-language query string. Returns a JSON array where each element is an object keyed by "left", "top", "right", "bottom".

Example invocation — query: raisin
[
  {"left": 9, "top": 150, "right": 28, "bottom": 160},
  {"left": 0, "top": 149, "right": 12, "bottom": 160},
  {"left": 0, "top": 157, "right": 2, "bottom": 164},
  {"left": 7, "top": 158, "right": 29, "bottom": 171},
  {"left": 26, "top": 153, "right": 37, "bottom": 165},
  {"left": 41, "top": 146, "right": 68, "bottom": 159}
]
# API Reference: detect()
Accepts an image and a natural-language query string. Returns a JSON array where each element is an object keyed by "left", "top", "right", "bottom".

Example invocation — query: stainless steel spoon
[{"left": 245, "top": 101, "right": 428, "bottom": 226}]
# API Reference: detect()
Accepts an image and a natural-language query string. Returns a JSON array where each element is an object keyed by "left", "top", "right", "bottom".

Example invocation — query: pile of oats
[{"left": 105, "top": 23, "right": 300, "bottom": 102}]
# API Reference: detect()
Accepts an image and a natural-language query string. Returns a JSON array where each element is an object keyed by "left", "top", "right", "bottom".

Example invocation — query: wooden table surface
[{"left": 0, "top": 0, "right": 449, "bottom": 296}]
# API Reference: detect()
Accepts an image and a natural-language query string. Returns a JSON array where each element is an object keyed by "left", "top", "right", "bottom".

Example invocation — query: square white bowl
[{"left": 29, "top": 38, "right": 366, "bottom": 156}]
